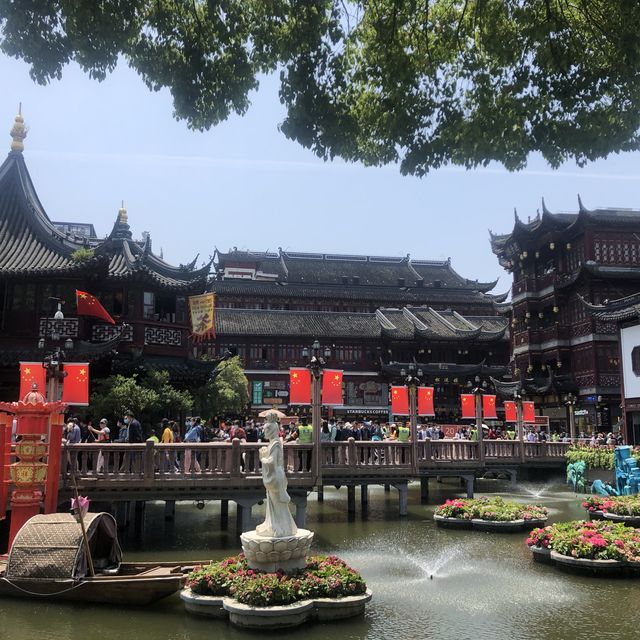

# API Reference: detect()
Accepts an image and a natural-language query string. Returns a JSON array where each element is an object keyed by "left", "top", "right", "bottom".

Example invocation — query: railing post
[
  {"left": 348, "top": 437, "right": 357, "bottom": 468},
  {"left": 143, "top": 440, "right": 155, "bottom": 485},
  {"left": 231, "top": 438, "right": 242, "bottom": 479}
]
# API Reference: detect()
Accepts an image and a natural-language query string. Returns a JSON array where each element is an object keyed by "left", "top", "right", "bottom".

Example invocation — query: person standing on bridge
[
  {"left": 297, "top": 417, "right": 313, "bottom": 471},
  {"left": 124, "top": 410, "right": 143, "bottom": 443}
]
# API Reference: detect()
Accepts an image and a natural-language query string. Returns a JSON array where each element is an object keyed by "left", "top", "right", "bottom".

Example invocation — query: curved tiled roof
[
  {"left": 0, "top": 150, "right": 210, "bottom": 290},
  {"left": 214, "top": 306, "right": 509, "bottom": 342},
  {"left": 0, "top": 152, "right": 97, "bottom": 276},
  {"left": 491, "top": 198, "right": 640, "bottom": 258},
  {"left": 216, "top": 249, "right": 498, "bottom": 293}
]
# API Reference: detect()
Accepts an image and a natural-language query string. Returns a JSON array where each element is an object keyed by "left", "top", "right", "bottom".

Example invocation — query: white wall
[{"left": 621, "top": 324, "right": 640, "bottom": 399}]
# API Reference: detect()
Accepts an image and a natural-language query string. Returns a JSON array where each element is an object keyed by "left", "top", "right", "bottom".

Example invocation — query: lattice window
[{"left": 144, "top": 326, "right": 182, "bottom": 346}]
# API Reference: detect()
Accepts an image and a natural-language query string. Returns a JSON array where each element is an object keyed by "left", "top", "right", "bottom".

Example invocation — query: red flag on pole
[
  {"left": 76, "top": 290, "right": 115, "bottom": 324},
  {"left": 417, "top": 386, "right": 435, "bottom": 416},
  {"left": 61, "top": 363, "right": 89, "bottom": 406},
  {"left": 391, "top": 386, "right": 409, "bottom": 415},
  {"left": 321, "top": 369, "right": 343, "bottom": 406},
  {"left": 289, "top": 368, "right": 311, "bottom": 405},
  {"left": 522, "top": 401, "right": 536, "bottom": 423},
  {"left": 460, "top": 394, "right": 476, "bottom": 419},
  {"left": 504, "top": 401, "right": 517, "bottom": 423},
  {"left": 482, "top": 394, "right": 498, "bottom": 419},
  {"left": 19, "top": 362, "right": 46, "bottom": 400}
]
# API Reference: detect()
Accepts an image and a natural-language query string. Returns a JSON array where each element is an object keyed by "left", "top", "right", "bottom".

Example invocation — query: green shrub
[
  {"left": 185, "top": 554, "right": 367, "bottom": 606},
  {"left": 435, "top": 496, "right": 548, "bottom": 522}
]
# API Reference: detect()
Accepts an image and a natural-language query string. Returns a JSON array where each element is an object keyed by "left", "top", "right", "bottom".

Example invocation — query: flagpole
[{"left": 65, "top": 444, "right": 95, "bottom": 577}]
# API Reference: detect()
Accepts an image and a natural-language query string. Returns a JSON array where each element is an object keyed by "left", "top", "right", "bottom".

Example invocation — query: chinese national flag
[
  {"left": 504, "top": 401, "right": 517, "bottom": 423},
  {"left": 61, "top": 363, "right": 89, "bottom": 406},
  {"left": 322, "top": 369, "right": 343, "bottom": 406},
  {"left": 289, "top": 368, "right": 311, "bottom": 405},
  {"left": 19, "top": 362, "right": 47, "bottom": 400},
  {"left": 417, "top": 386, "right": 435, "bottom": 416},
  {"left": 522, "top": 401, "right": 536, "bottom": 423},
  {"left": 460, "top": 394, "right": 476, "bottom": 419},
  {"left": 76, "top": 290, "right": 115, "bottom": 324},
  {"left": 391, "top": 386, "right": 409, "bottom": 415},
  {"left": 482, "top": 394, "right": 498, "bottom": 419}
]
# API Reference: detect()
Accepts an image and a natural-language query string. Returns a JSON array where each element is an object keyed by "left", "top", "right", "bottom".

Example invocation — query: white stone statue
[{"left": 256, "top": 415, "right": 298, "bottom": 538}]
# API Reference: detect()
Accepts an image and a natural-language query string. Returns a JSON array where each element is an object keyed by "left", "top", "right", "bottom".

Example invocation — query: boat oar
[{"left": 64, "top": 444, "right": 95, "bottom": 577}]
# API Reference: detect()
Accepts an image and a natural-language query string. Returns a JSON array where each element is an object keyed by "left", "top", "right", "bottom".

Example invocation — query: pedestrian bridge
[{"left": 54, "top": 439, "right": 568, "bottom": 527}]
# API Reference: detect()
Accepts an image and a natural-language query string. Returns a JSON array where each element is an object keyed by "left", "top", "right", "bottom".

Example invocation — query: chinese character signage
[{"left": 188, "top": 293, "right": 215, "bottom": 341}]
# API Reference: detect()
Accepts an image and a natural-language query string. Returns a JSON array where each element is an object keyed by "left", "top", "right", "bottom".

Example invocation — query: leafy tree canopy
[
  {"left": 2, "top": 1, "right": 640, "bottom": 175},
  {"left": 90, "top": 369, "right": 192, "bottom": 428},
  {"left": 194, "top": 356, "right": 249, "bottom": 417}
]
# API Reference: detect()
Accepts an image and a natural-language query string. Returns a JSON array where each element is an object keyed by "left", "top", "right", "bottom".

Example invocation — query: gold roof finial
[
  {"left": 118, "top": 200, "right": 128, "bottom": 224},
  {"left": 10, "top": 102, "right": 27, "bottom": 153}
]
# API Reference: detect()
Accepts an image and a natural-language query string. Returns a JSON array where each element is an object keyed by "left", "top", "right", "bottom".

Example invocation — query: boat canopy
[{"left": 6, "top": 512, "right": 122, "bottom": 579}]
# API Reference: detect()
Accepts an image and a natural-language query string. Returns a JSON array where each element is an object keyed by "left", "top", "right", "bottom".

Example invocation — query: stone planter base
[
  {"left": 530, "top": 546, "right": 553, "bottom": 565},
  {"left": 180, "top": 588, "right": 372, "bottom": 629},
  {"left": 602, "top": 513, "right": 640, "bottom": 527},
  {"left": 587, "top": 510, "right": 605, "bottom": 521},
  {"left": 527, "top": 549, "right": 640, "bottom": 577},
  {"left": 435, "top": 515, "right": 546, "bottom": 532},
  {"left": 433, "top": 515, "right": 472, "bottom": 529}
]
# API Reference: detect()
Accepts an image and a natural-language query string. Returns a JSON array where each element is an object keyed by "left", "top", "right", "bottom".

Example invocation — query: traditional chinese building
[
  {"left": 490, "top": 201, "right": 640, "bottom": 432},
  {"left": 581, "top": 293, "right": 640, "bottom": 444},
  {"left": 204, "top": 250, "right": 510, "bottom": 418},
  {"left": 0, "top": 111, "right": 213, "bottom": 400}
]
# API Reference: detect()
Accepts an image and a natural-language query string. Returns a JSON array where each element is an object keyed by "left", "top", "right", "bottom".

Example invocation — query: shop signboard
[{"left": 252, "top": 381, "right": 264, "bottom": 405}]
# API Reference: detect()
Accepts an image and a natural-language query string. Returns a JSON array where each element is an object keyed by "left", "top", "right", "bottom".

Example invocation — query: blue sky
[{"left": 2, "top": 54, "right": 640, "bottom": 293}]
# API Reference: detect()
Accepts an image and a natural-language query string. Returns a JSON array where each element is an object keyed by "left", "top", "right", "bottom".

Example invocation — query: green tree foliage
[
  {"left": 90, "top": 369, "right": 192, "bottom": 428},
  {"left": 194, "top": 356, "right": 249, "bottom": 417},
  {"left": 2, "top": 2, "right": 640, "bottom": 174}
]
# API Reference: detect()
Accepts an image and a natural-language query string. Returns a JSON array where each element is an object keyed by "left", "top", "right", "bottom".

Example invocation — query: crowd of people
[{"left": 59, "top": 412, "right": 624, "bottom": 447}]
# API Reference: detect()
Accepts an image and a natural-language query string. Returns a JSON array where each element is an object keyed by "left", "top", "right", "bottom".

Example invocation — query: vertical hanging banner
[
  {"left": 321, "top": 370, "right": 343, "bottom": 406},
  {"left": 188, "top": 293, "right": 216, "bottom": 341},
  {"left": 289, "top": 368, "right": 311, "bottom": 405},
  {"left": 61, "top": 363, "right": 89, "bottom": 406},
  {"left": 522, "top": 401, "right": 536, "bottom": 423},
  {"left": 417, "top": 387, "right": 435, "bottom": 416},
  {"left": 460, "top": 394, "right": 476, "bottom": 419},
  {"left": 504, "top": 401, "right": 517, "bottom": 423},
  {"left": 482, "top": 394, "right": 498, "bottom": 419},
  {"left": 391, "top": 386, "right": 409, "bottom": 415},
  {"left": 19, "top": 362, "right": 47, "bottom": 400}
]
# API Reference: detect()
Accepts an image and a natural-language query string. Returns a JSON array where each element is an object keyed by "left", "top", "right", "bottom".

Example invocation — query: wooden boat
[{"left": 0, "top": 512, "right": 192, "bottom": 605}]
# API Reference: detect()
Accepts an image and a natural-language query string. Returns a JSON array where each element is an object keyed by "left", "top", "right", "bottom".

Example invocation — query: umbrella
[{"left": 258, "top": 409, "right": 287, "bottom": 419}]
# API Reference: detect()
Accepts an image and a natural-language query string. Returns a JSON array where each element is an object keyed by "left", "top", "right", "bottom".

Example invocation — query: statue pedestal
[{"left": 241, "top": 529, "right": 314, "bottom": 573}]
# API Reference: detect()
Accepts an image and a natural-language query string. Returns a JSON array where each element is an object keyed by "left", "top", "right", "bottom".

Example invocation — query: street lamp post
[
  {"left": 302, "top": 340, "right": 331, "bottom": 485},
  {"left": 564, "top": 393, "right": 577, "bottom": 442},
  {"left": 514, "top": 389, "right": 525, "bottom": 463},
  {"left": 39, "top": 299, "right": 73, "bottom": 401},
  {"left": 400, "top": 364, "right": 423, "bottom": 471},
  {"left": 468, "top": 376, "right": 487, "bottom": 463}
]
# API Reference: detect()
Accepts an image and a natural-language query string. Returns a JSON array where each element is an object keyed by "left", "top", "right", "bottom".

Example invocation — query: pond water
[{"left": 1, "top": 478, "right": 637, "bottom": 640}]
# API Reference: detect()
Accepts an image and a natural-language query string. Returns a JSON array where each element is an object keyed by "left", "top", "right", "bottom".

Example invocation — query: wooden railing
[{"left": 57, "top": 439, "right": 569, "bottom": 490}]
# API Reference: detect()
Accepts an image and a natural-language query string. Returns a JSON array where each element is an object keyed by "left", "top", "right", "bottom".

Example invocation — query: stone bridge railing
[{"left": 54, "top": 439, "right": 569, "bottom": 493}]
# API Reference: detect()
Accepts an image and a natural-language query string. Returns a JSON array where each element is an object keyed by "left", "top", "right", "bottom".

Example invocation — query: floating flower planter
[
  {"left": 181, "top": 554, "right": 370, "bottom": 629},
  {"left": 434, "top": 497, "right": 548, "bottom": 532},
  {"left": 527, "top": 520, "right": 640, "bottom": 577},
  {"left": 583, "top": 496, "right": 640, "bottom": 527}
]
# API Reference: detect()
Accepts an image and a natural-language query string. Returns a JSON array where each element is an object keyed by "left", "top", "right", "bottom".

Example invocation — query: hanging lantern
[{"left": 549, "top": 242, "right": 555, "bottom": 250}]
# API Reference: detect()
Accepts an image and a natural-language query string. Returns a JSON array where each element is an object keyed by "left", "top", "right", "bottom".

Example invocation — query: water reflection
[{"left": 0, "top": 478, "right": 638, "bottom": 640}]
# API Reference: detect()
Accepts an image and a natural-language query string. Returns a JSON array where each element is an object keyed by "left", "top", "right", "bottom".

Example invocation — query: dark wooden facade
[
  {"left": 490, "top": 201, "right": 640, "bottom": 433},
  {"left": 0, "top": 116, "right": 212, "bottom": 400},
  {"left": 204, "top": 251, "right": 510, "bottom": 419}
]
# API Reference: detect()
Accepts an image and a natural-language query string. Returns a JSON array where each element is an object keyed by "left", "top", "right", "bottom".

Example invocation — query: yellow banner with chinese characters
[{"left": 188, "top": 293, "right": 216, "bottom": 341}]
